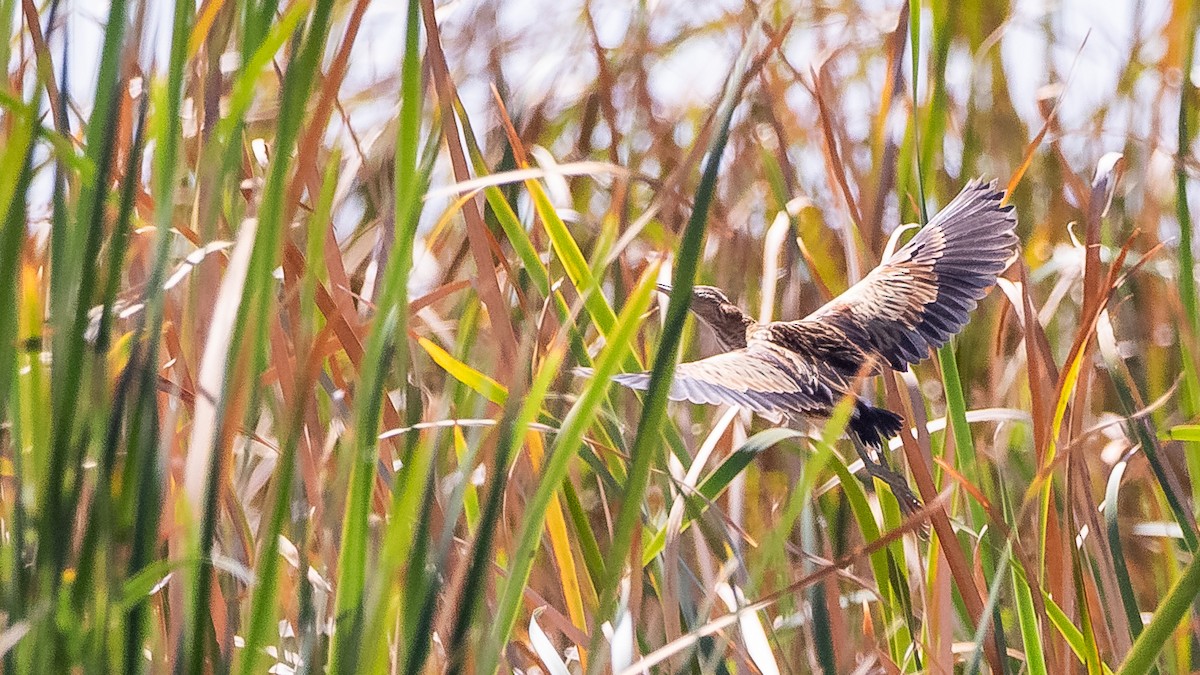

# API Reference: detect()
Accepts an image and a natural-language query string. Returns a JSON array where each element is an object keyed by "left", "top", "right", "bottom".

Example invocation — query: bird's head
[{"left": 656, "top": 283, "right": 753, "bottom": 351}]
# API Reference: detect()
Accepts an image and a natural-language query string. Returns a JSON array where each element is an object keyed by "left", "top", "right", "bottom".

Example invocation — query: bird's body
[{"left": 613, "top": 178, "right": 1019, "bottom": 452}]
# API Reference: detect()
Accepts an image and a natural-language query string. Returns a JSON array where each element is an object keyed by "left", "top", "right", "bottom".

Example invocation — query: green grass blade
[
  {"left": 1173, "top": 0, "right": 1200, "bottom": 528},
  {"left": 527, "top": 179, "right": 617, "bottom": 334},
  {"left": 965, "top": 540, "right": 1013, "bottom": 675},
  {"left": 236, "top": 152, "right": 341, "bottom": 675},
  {"left": 910, "top": 2, "right": 1006, "bottom": 667},
  {"left": 584, "top": 37, "right": 755, "bottom": 674},
  {"left": 697, "top": 428, "right": 804, "bottom": 502},
  {"left": 480, "top": 264, "right": 660, "bottom": 674},
  {"left": 39, "top": 0, "right": 128, "bottom": 594},
  {"left": 446, "top": 345, "right": 565, "bottom": 667},
  {"left": 0, "top": 100, "right": 36, "bottom": 434},
  {"left": 328, "top": 0, "right": 423, "bottom": 667},
  {"left": 1105, "top": 457, "right": 1147, "bottom": 649},
  {"left": 1004, "top": 483, "right": 1048, "bottom": 675},
  {"left": 52, "top": 0, "right": 126, "bottom": 316},
  {"left": 184, "top": 2, "right": 335, "bottom": 670},
  {"left": 907, "top": 0, "right": 928, "bottom": 224},
  {"left": 1042, "top": 593, "right": 1116, "bottom": 674},
  {"left": 0, "top": 101, "right": 37, "bottom": 655},
  {"left": 71, "top": 90, "right": 149, "bottom": 619},
  {"left": 1115, "top": 551, "right": 1200, "bottom": 675}
]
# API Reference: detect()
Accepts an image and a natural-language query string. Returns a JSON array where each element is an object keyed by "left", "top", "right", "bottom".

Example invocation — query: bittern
[{"left": 613, "top": 178, "right": 1018, "bottom": 509}]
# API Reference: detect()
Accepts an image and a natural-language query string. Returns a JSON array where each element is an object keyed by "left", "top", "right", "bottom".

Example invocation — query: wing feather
[
  {"left": 611, "top": 344, "right": 833, "bottom": 419},
  {"left": 802, "top": 178, "right": 1018, "bottom": 370}
]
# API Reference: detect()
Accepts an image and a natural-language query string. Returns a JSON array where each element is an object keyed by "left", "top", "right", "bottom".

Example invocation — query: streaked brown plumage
[{"left": 613, "top": 179, "right": 1018, "bottom": 502}]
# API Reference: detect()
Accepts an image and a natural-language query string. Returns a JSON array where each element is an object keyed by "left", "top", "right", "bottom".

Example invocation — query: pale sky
[{"left": 26, "top": 0, "right": 1200, "bottom": 240}]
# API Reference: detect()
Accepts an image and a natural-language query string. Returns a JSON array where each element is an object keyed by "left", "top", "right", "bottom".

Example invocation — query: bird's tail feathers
[{"left": 849, "top": 402, "right": 903, "bottom": 449}]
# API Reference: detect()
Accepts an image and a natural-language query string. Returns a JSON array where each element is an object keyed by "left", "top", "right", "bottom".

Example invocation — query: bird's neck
[{"left": 710, "top": 309, "right": 756, "bottom": 352}]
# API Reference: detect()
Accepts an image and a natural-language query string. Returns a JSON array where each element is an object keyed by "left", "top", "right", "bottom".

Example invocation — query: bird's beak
[{"left": 655, "top": 283, "right": 673, "bottom": 295}]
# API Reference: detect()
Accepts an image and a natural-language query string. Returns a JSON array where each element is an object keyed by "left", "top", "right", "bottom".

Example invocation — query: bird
[{"left": 610, "top": 178, "right": 1019, "bottom": 508}]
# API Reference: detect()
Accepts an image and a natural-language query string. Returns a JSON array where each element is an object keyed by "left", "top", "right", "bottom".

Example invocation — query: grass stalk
[
  {"left": 184, "top": 2, "right": 334, "bottom": 670},
  {"left": 583, "top": 33, "right": 756, "bottom": 675}
]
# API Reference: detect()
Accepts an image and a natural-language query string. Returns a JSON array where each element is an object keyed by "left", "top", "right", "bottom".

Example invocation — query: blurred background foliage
[{"left": 0, "top": 0, "right": 1199, "bottom": 672}]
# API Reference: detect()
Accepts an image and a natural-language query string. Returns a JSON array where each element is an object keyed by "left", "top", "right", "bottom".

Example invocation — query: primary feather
[{"left": 803, "top": 178, "right": 1018, "bottom": 371}]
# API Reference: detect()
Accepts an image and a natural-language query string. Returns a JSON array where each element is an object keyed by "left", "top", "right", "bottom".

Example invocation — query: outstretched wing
[
  {"left": 802, "top": 178, "right": 1018, "bottom": 370},
  {"left": 611, "top": 344, "right": 835, "bottom": 420}
]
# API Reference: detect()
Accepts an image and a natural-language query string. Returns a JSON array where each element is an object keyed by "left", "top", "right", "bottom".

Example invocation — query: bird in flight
[{"left": 612, "top": 178, "right": 1019, "bottom": 509}]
